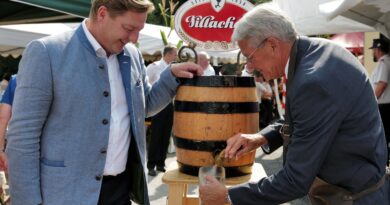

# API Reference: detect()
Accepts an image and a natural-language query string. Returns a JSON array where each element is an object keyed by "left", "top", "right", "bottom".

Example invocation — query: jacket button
[
  {"left": 102, "top": 119, "right": 109, "bottom": 125},
  {"left": 103, "top": 91, "right": 109, "bottom": 97},
  {"left": 99, "top": 65, "right": 104, "bottom": 69},
  {"left": 95, "top": 175, "right": 102, "bottom": 181},
  {"left": 100, "top": 148, "right": 107, "bottom": 154}
]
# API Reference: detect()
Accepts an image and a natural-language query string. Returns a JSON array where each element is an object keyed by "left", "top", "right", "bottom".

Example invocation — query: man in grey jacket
[
  {"left": 199, "top": 4, "right": 389, "bottom": 205},
  {"left": 6, "top": 0, "right": 202, "bottom": 205}
]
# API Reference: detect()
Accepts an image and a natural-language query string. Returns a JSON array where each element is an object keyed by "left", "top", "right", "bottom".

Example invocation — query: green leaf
[
  {"left": 176, "top": 40, "right": 183, "bottom": 49},
  {"left": 160, "top": 30, "right": 168, "bottom": 46},
  {"left": 158, "top": 3, "right": 168, "bottom": 26}
]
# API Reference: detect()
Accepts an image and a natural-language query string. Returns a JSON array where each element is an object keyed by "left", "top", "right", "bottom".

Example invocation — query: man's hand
[
  {"left": 225, "top": 133, "right": 268, "bottom": 159},
  {"left": 171, "top": 62, "right": 203, "bottom": 78},
  {"left": 199, "top": 175, "right": 230, "bottom": 205}
]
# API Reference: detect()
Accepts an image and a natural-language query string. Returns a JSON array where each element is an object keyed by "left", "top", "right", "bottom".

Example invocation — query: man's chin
[{"left": 112, "top": 46, "right": 125, "bottom": 54}]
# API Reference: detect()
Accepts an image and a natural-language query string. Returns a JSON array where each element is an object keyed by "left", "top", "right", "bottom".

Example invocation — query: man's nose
[{"left": 128, "top": 32, "right": 139, "bottom": 44}]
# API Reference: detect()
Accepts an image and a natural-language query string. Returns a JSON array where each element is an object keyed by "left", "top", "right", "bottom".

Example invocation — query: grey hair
[{"left": 232, "top": 4, "right": 297, "bottom": 47}]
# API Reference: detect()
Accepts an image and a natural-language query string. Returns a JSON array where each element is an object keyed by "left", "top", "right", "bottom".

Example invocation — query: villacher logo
[{"left": 174, "top": 0, "right": 254, "bottom": 51}]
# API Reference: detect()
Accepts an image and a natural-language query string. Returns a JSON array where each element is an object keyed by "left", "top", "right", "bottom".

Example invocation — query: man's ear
[
  {"left": 96, "top": 6, "right": 108, "bottom": 22},
  {"left": 267, "top": 37, "right": 279, "bottom": 51}
]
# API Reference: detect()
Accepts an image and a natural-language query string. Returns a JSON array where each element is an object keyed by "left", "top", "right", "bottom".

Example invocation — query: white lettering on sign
[{"left": 185, "top": 16, "right": 236, "bottom": 29}]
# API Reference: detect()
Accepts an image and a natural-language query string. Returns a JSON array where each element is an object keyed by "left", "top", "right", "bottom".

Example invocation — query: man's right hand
[
  {"left": 170, "top": 62, "right": 203, "bottom": 78},
  {"left": 224, "top": 133, "right": 268, "bottom": 159}
]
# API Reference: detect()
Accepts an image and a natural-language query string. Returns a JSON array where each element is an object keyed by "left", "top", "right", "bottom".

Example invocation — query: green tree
[{"left": 147, "top": 0, "right": 186, "bottom": 26}]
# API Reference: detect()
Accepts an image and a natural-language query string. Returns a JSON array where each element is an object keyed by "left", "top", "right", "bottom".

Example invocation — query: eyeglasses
[{"left": 245, "top": 38, "right": 268, "bottom": 63}]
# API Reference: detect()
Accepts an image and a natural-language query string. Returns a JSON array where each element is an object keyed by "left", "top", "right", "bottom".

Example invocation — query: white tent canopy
[
  {"left": 273, "top": 0, "right": 375, "bottom": 35},
  {"left": 0, "top": 23, "right": 78, "bottom": 57},
  {"left": 0, "top": 1, "right": 380, "bottom": 64},
  {"left": 319, "top": 0, "right": 390, "bottom": 38},
  {"left": 0, "top": 22, "right": 241, "bottom": 63},
  {"left": 0, "top": 23, "right": 181, "bottom": 57}
]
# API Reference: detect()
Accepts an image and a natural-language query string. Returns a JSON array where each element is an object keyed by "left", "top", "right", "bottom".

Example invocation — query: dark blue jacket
[{"left": 229, "top": 36, "right": 389, "bottom": 205}]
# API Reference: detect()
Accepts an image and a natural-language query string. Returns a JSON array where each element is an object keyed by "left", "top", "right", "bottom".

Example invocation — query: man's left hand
[
  {"left": 171, "top": 62, "right": 203, "bottom": 78},
  {"left": 199, "top": 175, "right": 230, "bottom": 205}
]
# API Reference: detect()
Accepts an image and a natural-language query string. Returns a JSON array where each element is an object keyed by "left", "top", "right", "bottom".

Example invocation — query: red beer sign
[{"left": 175, "top": 0, "right": 254, "bottom": 51}]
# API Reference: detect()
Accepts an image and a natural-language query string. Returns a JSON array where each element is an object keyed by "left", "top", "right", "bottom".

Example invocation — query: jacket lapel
[{"left": 117, "top": 52, "right": 132, "bottom": 114}]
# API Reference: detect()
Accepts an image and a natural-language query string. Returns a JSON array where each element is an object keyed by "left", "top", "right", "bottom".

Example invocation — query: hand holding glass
[{"left": 198, "top": 166, "right": 225, "bottom": 205}]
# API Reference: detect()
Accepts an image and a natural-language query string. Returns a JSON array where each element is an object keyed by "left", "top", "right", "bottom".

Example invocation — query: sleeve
[
  {"left": 144, "top": 67, "right": 179, "bottom": 117},
  {"left": 131, "top": 50, "right": 178, "bottom": 118},
  {"left": 259, "top": 120, "right": 284, "bottom": 154},
  {"left": 377, "top": 60, "right": 390, "bottom": 84},
  {"left": 229, "top": 77, "right": 344, "bottom": 204},
  {"left": 6, "top": 40, "right": 54, "bottom": 205}
]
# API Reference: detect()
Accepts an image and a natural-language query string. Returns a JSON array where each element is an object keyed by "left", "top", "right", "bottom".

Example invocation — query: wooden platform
[{"left": 162, "top": 163, "right": 267, "bottom": 205}]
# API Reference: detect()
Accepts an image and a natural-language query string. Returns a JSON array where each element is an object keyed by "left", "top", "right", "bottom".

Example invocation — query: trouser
[
  {"left": 97, "top": 169, "right": 131, "bottom": 205},
  {"left": 379, "top": 103, "right": 390, "bottom": 165},
  {"left": 147, "top": 102, "right": 174, "bottom": 169}
]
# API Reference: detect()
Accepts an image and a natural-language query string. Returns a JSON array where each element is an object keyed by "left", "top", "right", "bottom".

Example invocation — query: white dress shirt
[
  {"left": 241, "top": 68, "right": 253, "bottom": 76},
  {"left": 146, "top": 59, "right": 169, "bottom": 85},
  {"left": 371, "top": 55, "right": 390, "bottom": 104},
  {"left": 82, "top": 19, "right": 130, "bottom": 176},
  {"left": 202, "top": 64, "right": 216, "bottom": 76}
]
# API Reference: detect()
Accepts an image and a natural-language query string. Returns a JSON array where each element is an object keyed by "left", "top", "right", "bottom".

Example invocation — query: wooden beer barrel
[{"left": 173, "top": 76, "right": 259, "bottom": 177}]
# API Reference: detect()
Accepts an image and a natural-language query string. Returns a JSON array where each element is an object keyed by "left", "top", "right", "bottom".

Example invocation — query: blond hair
[{"left": 89, "top": 0, "right": 155, "bottom": 19}]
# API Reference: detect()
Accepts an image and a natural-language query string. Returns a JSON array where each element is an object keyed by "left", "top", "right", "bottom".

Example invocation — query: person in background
[
  {"left": 146, "top": 45, "right": 177, "bottom": 176},
  {"left": 146, "top": 45, "right": 177, "bottom": 85},
  {"left": 0, "top": 75, "right": 16, "bottom": 171},
  {"left": 197, "top": 51, "right": 217, "bottom": 76},
  {"left": 370, "top": 38, "right": 390, "bottom": 165},
  {"left": 6, "top": 0, "right": 203, "bottom": 205},
  {"left": 254, "top": 72, "right": 273, "bottom": 129},
  {"left": 242, "top": 67, "right": 274, "bottom": 129},
  {"left": 0, "top": 73, "right": 11, "bottom": 100},
  {"left": 199, "top": 4, "right": 389, "bottom": 205},
  {"left": 241, "top": 64, "right": 254, "bottom": 77}
]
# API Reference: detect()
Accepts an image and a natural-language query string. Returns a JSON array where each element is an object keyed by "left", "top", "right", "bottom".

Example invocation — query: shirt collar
[
  {"left": 284, "top": 58, "right": 290, "bottom": 79},
  {"left": 161, "top": 59, "right": 169, "bottom": 67},
  {"left": 82, "top": 19, "right": 108, "bottom": 58}
]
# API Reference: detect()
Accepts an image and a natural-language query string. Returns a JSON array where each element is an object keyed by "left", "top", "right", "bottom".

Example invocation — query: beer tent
[
  {"left": 0, "top": 0, "right": 86, "bottom": 25},
  {"left": 0, "top": 0, "right": 383, "bottom": 63},
  {"left": 319, "top": 0, "right": 390, "bottom": 38}
]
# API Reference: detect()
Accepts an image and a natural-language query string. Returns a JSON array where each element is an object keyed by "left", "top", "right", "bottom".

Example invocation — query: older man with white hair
[
  {"left": 197, "top": 51, "right": 217, "bottom": 76},
  {"left": 199, "top": 4, "right": 389, "bottom": 205}
]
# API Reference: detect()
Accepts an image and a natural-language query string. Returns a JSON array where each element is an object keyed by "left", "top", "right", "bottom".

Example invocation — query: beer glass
[{"left": 198, "top": 166, "right": 225, "bottom": 205}]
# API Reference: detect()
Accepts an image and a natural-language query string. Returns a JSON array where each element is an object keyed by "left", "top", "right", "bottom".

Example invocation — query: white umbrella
[{"left": 319, "top": 0, "right": 390, "bottom": 38}]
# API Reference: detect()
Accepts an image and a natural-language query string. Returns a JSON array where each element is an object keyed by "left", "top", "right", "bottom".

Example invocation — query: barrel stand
[{"left": 162, "top": 163, "right": 267, "bottom": 205}]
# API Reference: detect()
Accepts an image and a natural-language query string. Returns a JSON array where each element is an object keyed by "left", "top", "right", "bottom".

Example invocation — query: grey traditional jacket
[{"left": 6, "top": 25, "right": 179, "bottom": 205}]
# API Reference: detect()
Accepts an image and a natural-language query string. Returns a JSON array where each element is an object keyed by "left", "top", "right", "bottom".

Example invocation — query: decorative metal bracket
[
  {"left": 236, "top": 51, "right": 246, "bottom": 74},
  {"left": 178, "top": 42, "right": 198, "bottom": 63}
]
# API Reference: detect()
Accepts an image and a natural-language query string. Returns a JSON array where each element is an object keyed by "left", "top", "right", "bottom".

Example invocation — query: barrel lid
[{"left": 178, "top": 75, "right": 255, "bottom": 87}]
